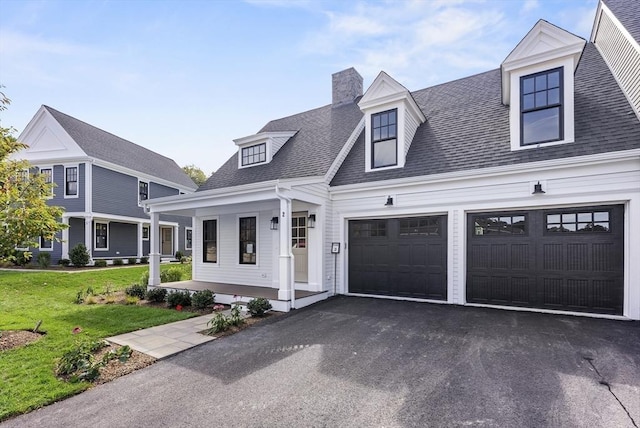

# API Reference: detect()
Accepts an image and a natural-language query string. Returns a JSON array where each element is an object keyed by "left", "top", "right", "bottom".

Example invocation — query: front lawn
[{"left": 0, "top": 264, "right": 194, "bottom": 421}]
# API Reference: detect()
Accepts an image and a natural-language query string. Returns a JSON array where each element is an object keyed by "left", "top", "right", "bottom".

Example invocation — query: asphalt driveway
[{"left": 4, "top": 297, "right": 639, "bottom": 427}]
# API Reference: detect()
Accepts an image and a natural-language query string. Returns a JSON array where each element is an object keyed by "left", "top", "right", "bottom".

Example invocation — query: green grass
[{"left": 0, "top": 264, "right": 194, "bottom": 421}]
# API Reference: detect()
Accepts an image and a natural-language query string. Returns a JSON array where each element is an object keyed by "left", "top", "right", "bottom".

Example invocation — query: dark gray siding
[
  {"left": 69, "top": 217, "right": 85, "bottom": 250},
  {"left": 29, "top": 229, "right": 63, "bottom": 266},
  {"left": 93, "top": 221, "right": 138, "bottom": 258},
  {"left": 143, "top": 240, "right": 150, "bottom": 256},
  {"left": 150, "top": 182, "right": 180, "bottom": 199},
  {"left": 46, "top": 164, "right": 85, "bottom": 212},
  {"left": 92, "top": 166, "right": 145, "bottom": 218},
  {"left": 159, "top": 214, "right": 193, "bottom": 256}
]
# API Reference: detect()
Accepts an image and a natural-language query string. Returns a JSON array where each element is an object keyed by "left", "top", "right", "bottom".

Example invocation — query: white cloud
[
  {"left": 0, "top": 30, "right": 98, "bottom": 57},
  {"left": 522, "top": 0, "right": 539, "bottom": 14}
]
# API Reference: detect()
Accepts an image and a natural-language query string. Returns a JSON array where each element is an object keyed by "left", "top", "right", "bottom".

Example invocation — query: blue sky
[{"left": 0, "top": 0, "right": 597, "bottom": 175}]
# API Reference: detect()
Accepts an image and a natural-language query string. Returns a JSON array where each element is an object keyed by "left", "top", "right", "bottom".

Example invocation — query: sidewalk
[{"left": 107, "top": 314, "right": 216, "bottom": 359}]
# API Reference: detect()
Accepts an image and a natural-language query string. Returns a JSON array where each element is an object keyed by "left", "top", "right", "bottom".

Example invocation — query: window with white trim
[
  {"left": 185, "top": 227, "right": 193, "bottom": 250},
  {"left": 65, "top": 166, "right": 78, "bottom": 197},
  {"left": 241, "top": 143, "right": 266, "bottom": 166},
  {"left": 520, "top": 67, "right": 563, "bottom": 146},
  {"left": 39, "top": 236, "right": 53, "bottom": 251},
  {"left": 95, "top": 222, "right": 108, "bottom": 250},
  {"left": 203, "top": 220, "right": 217, "bottom": 263},
  {"left": 142, "top": 226, "right": 149, "bottom": 241},
  {"left": 239, "top": 216, "right": 256, "bottom": 265},
  {"left": 139, "top": 181, "right": 149, "bottom": 203},
  {"left": 371, "top": 109, "right": 398, "bottom": 168}
]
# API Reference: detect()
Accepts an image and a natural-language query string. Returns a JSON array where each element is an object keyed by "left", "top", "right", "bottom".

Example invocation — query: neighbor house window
[
  {"left": 185, "top": 227, "right": 193, "bottom": 250},
  {"left": 241, "top": 143, "right": 266, "bottom": 166},
  {"left": 139, "top": 181, "right": 149, "bottom": 203},
  {"left": 65, "top": 166, "right": 78, "bottom": 196},
  {"left": 239, "top": 216, "right": 256, "bottom": 264},
  {"left": 521, "top": 67, "right": 563, "bottom": 145},
  {"left": 372, "top": 109, "right": 397, "bottom": 168},
  {"left": 40, "top": 168, "right": 53, "bottom": 197},
  {"left": 95, "top": 222, "right": 108, "bottom": 250},
  {"left": 203, "top": 220, "right": 217, "bottom": 263},
  {"left": 39, "top": 236, "right": 53, "bottom": 251},
  {"left": 142, "top": 226, "right": 149, "bottom": 240}
]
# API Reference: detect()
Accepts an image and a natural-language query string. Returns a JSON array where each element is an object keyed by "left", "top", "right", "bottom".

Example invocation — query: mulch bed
[{"left": 0, "top": 330, "right": 44, "bottom": 351}]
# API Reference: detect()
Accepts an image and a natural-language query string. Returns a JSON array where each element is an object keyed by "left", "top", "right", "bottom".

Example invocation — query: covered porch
[{"left": 151, "top": 280, "right": 329, "bottom": 312}]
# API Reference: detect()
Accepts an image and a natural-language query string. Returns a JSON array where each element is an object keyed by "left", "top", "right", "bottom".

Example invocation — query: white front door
[
  {"left": 292, "top": 212, "right": 308, "bottom": 283},
  {"left": 161, "top": 227, "right": 173, "bottom": 256}
]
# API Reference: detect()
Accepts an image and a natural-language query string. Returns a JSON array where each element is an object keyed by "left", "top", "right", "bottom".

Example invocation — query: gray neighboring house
[
  {"left": 144, "top": 0, "right": 640, "bottom": 319},
  {"left": 14, "top": 106, "right": 198, "bottom": 265}
]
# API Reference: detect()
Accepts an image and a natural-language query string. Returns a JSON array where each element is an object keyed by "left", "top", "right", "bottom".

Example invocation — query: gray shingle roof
[
  {"left": 44, "top": 106, "right": 197, "bottom": 189},
  {"left": 198, "top": 102, "right": 363, "bottom": 191},
  {"left": 603, "top": 0, "right": 640, "bottom": 43},
  {"left": 330, "top": 43, "right": 640, "bottom": 186}
]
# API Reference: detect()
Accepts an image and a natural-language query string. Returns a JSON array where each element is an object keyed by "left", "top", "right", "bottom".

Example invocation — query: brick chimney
[{"left": 332, "top": 67, "right": 363, "bottom": 107}]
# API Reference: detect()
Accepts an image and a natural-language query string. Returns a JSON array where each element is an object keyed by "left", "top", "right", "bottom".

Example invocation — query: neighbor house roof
[
  {"left": 330, "top": 43, "right": 640, "bottom": 186},
  {"left": 198, "top": 101, "right": 363, "bottom": 191},
  {"left": 44, "top": 106, "right": 197, "bottom": 189},
  {"left": 602, "top": 0, "right": 640, "bottom": 43}
]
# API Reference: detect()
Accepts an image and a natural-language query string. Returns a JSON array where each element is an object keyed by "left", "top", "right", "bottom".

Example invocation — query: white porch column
[
  {"left": 149, "top": 212, "right": 161, "bottom": 286},
  {"left": 174, "top": 225, "right": 179, "bottom": 257},
  {"left": 84, "top": 216, "right": 93, "bottom": 263},
  {"left": 61, "top": 216, "right": 70, "bottom": 259},
  {"left": 137, "top": 222, "right": 143, "bottom": 259},
  {"left": 278, "top": 197, "right": 293, "bottom": 302}
]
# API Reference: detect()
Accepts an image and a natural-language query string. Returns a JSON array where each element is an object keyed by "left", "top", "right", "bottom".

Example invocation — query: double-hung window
[
  {"left": 139, "top": 181, "right": 149, "bottom": 203},
  {"left": 65, "top": 167, "right": 78, "bottom": 196},
  {"left": 521, "top": 67, "right": 563, "bottom": 145},
  {"left": 95, "top": 222, "right": 108, "bottom": 250},
  {"left": 185, "top": 228, "right": 193, "bottom": 250},
  {"left": 372, "top": 109, "right": 397, "bottom": 168},
  {"left": 239, "top": 217, "right": 256, "bottom": 264},
  {"left": 203, "top": 220, "right": 217, "bottom": 263},
  {"left": 241, "top": 144, "right": 266, "bottom": 166},
  {"left": 40, "top": 168, "right": 53, "bottom": 197},
  {"left": 39, "top": 236, "right": 53, "bottom": 250}
]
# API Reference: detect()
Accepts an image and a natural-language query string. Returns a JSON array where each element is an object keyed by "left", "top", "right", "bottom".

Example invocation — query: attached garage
[
  {"left": 348, "top": 216, "right": 447, "bottom": 300},
  {"left": 467, "top": 205, "right": 624, "bottom": 315}
]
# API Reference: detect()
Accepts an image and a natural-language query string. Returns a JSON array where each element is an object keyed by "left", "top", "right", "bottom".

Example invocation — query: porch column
[
  {"left": 149, "top": 212, "right": 161, "bottom": 286},
  {"left": 174, "top": 225, "right": 179, "bottom": 257},
  {"left": 61, "top": 216, "right": 70, "bottom": 259},
  {"left": 137, "top": 222, "right": 143, "bottom": 259},
  {"left": 84, "top": 216, "right": 93, "bottom": 263},
  {"left": 278, "top": 197, "right": 293, "bottom": 301}
]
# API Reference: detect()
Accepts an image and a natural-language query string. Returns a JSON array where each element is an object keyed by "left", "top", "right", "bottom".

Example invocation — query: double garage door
[{"left": 348, "top": 205, "right": 624, "bottom": 315}]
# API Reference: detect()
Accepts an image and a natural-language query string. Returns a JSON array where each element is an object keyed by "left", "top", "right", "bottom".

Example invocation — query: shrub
[
  {"left": 140, "top": 256, "right": 148, "bottom": 264},
  {"left": 112, "top": 258, "right": 124, "bottom": 266},
  {"left": 192, "top": 289, "right": 215, "bottom": 309},
  {"left": 161, "top": 267, "right": 183, "bottom": 283},
  {"left": 140, "top": 271, "right": 149, "bottom": 286},
  {"left": 125, "top": 283, "right": 147, "bottom": 299},
  {"left": 207, "top": 312, "right": 229, "bottom": 334},
  {"left": 247, "top": 297, "right": 272, "bottom": 317},
  {"left": 58, "top": 258, "right": 71, "bottom": 267},
  {"left": 145, "top": 287, "right": 167, "bottom": 303},
  {"left": 125, "top": 296, "right": 139, "bottom": 305},
  {"left": 37, "top": 252, "right": 51, "bottom": 268},
  {"left": 166, "top": 290, "right": 191, "bottom": 308},
  {"left": 12, "top": 250, "right": 32, "bottom": 266},
  {"left": 127, "top": 258, "right": 137, "bottom": 265},
  {"left": 69, "top": 244, "right": 90, "bottom": 267},
  {"left": 56, "top": 340, "right": 131, "bottom": 383},
  {"left": 174, "top": 251, "right": 183, "bottom": 261},
  {"left": 94, "top": 260, "right": 107, "bottom": 267},
  {"left": 229, "top": 303, "right": 244, "bottom": 327}
]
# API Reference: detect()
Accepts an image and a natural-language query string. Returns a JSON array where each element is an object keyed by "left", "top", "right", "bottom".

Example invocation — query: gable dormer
[
  {"left": 234, "top": 131, "right": 297, "bottom": 169},
  {"left": 358, "top": 72, "right": 426, "bottom": 172},
  {"left": 502, "top": 20, "right": 585, "bottom": 151}
]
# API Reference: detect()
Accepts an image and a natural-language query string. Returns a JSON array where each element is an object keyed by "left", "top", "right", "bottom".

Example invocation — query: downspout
[{"left": 275, "top": 184, "right": 295, "bottom": 309}]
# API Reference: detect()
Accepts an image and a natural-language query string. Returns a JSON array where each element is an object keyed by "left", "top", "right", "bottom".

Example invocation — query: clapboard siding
[
  {"left": 150, "top": 182, "right": 180, "bottom": 199},
  {"left": 595, "top": 9, "right": 640, "bottom": 117},
  {"left": 93, "top": 222, "right": 138, "bottom": 258},
  {"left": 93, "top": 166, "right": 144, "bottom": 218}
]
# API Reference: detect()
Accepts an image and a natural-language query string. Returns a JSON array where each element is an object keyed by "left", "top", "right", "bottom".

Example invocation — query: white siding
[
  {"left": 404, "top": 107, "right": 420, "bottom": 157},
  {"left": 595, "top": 10, "right": 640, "bottom": 118}
]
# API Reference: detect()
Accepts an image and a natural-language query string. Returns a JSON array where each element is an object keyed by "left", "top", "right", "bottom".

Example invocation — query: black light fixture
[
  {"left": 532, "top": 181, "right": 545, "bottom": 195},
  {"left": 385, "top": 196, "right": 394, "bottom": 206},
  {"left": 308, "top": 214, "right": 316, "bottom": 228},
  {"left": 270, "top": 216, "right": 279, "bottom": 230}
]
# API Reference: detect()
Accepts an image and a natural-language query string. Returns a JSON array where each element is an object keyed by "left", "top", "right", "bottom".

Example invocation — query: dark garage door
[
  {"left": 349, "top": 216, "right": 447, "bottom": 300},
  {"left": 467, "top": 205, "right": 624, "bottom": 315}
]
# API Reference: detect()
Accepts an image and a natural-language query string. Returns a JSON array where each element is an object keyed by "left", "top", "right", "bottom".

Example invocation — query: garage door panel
[
  {"left": 349, "top": 216, "right": 447, "bottom": 300},
  {"left": 468, "top": 205, "right": 623, "bottom": 315}
]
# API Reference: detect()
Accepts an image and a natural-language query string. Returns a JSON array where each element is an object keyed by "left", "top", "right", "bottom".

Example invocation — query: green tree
[
  {"left": 182, "top": 164, "right": 207, "bottom": 187},
  {"left": 0, "top": 89, "right": 67, "bottom": 262}
]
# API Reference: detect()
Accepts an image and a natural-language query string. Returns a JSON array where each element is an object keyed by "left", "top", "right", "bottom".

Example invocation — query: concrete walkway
[{"left": 107, "top": 314, "right": 216, "bottom": 359}]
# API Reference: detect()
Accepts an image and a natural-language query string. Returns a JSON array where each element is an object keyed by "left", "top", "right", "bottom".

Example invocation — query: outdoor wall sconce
[
  {"left": 270, "top": 217, "right": 279, "bottom": 230},
  {"left": 532, "top": 181, "right": 545, "bottom": 195},
  {"left": 308, "top": 214, "right": 316, "bottom": 228},
  {"left": 385, "top": 196, "right": 394, "bottom": 206}
]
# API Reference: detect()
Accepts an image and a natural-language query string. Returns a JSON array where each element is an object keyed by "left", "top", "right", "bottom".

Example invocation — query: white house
[{"left": 143, "top": 0, "right": 640, "bottom": 320}]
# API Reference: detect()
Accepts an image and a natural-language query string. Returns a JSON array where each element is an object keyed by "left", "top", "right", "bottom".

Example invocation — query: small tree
[
  {"left": 0, "top": 89, "right": 67, "bottom": 262},
  {"left": 69, "top": 243, "right": 90, "bottom": 267},
  {"left": 182, "top": 164, "right": 207, "bottom": 187}
]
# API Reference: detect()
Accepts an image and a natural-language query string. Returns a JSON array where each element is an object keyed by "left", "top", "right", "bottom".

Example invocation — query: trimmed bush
[
  {"left": 192, "top": 289, "right": 215, "bottom": 309},
  {"left": 247, "top": 297, "right": 272, "bottom": 317},
  {"left": 140, "top": 271, "right": 149, "bottom": 286},
  {"left": 12, "top": 250, "right": 32, "bottom": 266},
  {"left": 69, "top": 244, "right": 90, "bottom": 267},
  {"left": 112, "top": 258, "right": 124, "bottom": 266},
  {"left": 127, "top": 258, "right": 137, "bottom": 265},
  {"left": 37, "top": 252, "right": 51, "bottom": 268},
  {"left": 58, "top": 258, "right": 71, "bottom": 267},
  {"left": 145, "top": 287, "right": 167, "bottom": 303},
  {"left": 174, "top": 251, "right": 183, "bottom": 261},
  {"left": 94, "top": 260, "right": 107, "bottom": 267},
  {"left": 125, "top": 283, "right": 147, "bottom": 299},
  {"left": 161, "top": 267, "right": 183, "bottom": 283},
  {"left": 167, "top": 290, "right": 192, "bottom": 308},
  {"left": 140, "top": 257, "right": 148, "bottom": 264}
]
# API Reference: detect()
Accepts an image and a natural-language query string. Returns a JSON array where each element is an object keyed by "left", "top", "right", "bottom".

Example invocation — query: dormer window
[
  {"left": 241, "top": 143, "right": 267, "bottom": 166},
  {"left": 521, "top": 67, "right": 563, "bottom": 145},
  {"left": 372, "top": 109, "right": 398, "bottom": 168}
]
